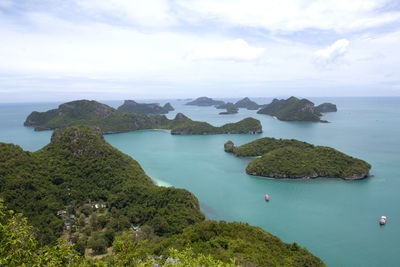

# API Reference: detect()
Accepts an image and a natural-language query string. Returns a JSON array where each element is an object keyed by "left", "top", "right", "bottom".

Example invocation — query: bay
[{"left": 0, "top": 97, "right": 399, "bottom": 266}]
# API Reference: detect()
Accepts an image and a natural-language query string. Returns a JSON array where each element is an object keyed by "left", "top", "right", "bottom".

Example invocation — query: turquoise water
[{"left": 0, "top": 97, "right": 399, "bottom": 266}]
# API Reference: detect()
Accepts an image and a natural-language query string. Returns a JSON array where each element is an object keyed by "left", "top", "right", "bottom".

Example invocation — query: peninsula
[
  {"left": 225, "top": 137, "right": 371, "bottom": 180},
  {"left": 117, "top": 100, "right": 174, "bottom": 114},
  {"left": 185, "top": 96, "right": 225, "bottom": 106},
  {"left": 24, "top": 100, "right": 262, "bottom": 135},
  {"left": 257, "top": 96, "right": 336, "bottom": 122},
  {"left": 0, "top": 126, "right": 323, "bottom": 266}
]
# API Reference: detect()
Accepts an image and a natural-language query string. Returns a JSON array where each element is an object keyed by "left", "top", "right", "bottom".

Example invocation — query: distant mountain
[
  {"left": 185, "top": 97, "right": 224, "bottom": 106},
  {"left": 24, "top": 100, "right": 262, "bottom": 135},
  {"left": 117, "top": 100, "right": 174, "bottom": 114},
  {"left": 257, "top": 96, "right": 327, "bottom": 122},
  {"left": 234, "top": 97, "right": 261, "bottom": 110}
]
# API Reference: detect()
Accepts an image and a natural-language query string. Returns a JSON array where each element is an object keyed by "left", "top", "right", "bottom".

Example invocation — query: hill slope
[{"left": 0, "top": 126, "right": 204, "bottom": 246}]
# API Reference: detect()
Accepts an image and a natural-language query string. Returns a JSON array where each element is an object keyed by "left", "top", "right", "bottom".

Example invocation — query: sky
[{"left": 1, "top": 0, "right": 400, "bottom": 102}]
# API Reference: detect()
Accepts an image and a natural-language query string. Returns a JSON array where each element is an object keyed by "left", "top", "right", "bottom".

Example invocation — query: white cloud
[
  {"left": 187, "top": 39, "right": 264, "bottom": 61},
  {"left": 75, "top": 0, "right": 176, "bottom": 28},
  {"left": 314, "top": 39, "right": 349, "bottom": 67},
  {"left": 175, "top": 0, "right": 400, "bottom": 33}
]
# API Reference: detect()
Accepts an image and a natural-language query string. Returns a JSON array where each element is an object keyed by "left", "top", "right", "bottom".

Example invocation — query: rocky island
[
  {"left": 225, "top": 137, "right": 371, "bottom": 180},
  {"left": 0, "top": 126, "right": 323, "bottom": 266},
  {"left": 24, "top": 100, "right": 262, "bottom": 135},
  {"left": 117, "top": 100, "right": 174, "bottom": 114},
  {"left": 315, "top": 102, "right": 337, "bottom": 113},
  {"left": 234, "top": 97, "right": 261, "bottom": 110},
  {"left": 257, "top": 96, "right": 335, "bottom": 122},
  {"left": 218, "top": 102, "right": 238, "bottom": 115},
  {"left": 185, "top": 96, "right": 225, "bottom": 106}
]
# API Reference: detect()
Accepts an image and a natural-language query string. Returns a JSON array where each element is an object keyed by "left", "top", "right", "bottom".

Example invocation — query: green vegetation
[
  {"left": 219, "top": 103, "right": 239, "bottom": 115},
  {"left": 185, "top": 96, "right": 225, "bottom": 106},
  {"left": 117, "top": 100, "right": 174, "bottom": 114},
  {"left": 257, "top": 96, "right": 329, "bottom": 122},
  {"left": 227, "top": 137, "right": 313, "bottom": 157},
  {"left": 0, "top": 126, "right": 204, "bottom": 248},
  {"left": 25, "top": 100, "right": 261, "bottom": 135},
  {"left": 315, "top": 103, "right": 337, "bottom": 114},
  {"left": 171, "top": 117, "right": 262, "bottom": 135},
  {"left": 234, "top": 97, "right": 261, "bottom": 110},
  {"left": 0, "top": 128, "right": 325, "bottom": 266},
  {"left": 225, "top": 138, "right": 371, "bottom": 180},
  {"left": 119, "top": 220, "right": 325, "bottom": 267}
]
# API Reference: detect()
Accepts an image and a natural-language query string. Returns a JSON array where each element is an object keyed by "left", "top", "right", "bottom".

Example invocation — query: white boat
[{"left": 379, "top": 216, "right": 387, "bottom": 225}]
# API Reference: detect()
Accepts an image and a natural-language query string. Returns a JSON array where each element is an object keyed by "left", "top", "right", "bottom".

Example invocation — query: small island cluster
[
  {"left": 186, "top": 96, "right": 337, "bottom": 122},
  {"left": 24, "top": 100, "right": 262, "bottom": 135},
  {"left": 225, "top": 137, "right": 371, "bottom": 180}
]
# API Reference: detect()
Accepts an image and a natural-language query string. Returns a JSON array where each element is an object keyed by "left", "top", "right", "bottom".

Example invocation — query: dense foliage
[
  {"left": 315, "top": 103, "right": 337, "bottom": 114},
  {"left": 257, "top": 96, "right": 327, "bottom": 122},
  {"left": 171, "top": 117, "right": 262, "bottom": 134},
  {"left": 234, "top": 97, "right": 261, "bottom": 110},
  {"left": 226, "top": 137, "right": 371, "bottom": 179},
  {"left": 0, "top": 126, "right": 204, "bottom": 248},
  {"left": 227, "top": 137, "right": 313, "bottom": 157},
  {"left": 24, "top": 100, "right": 261, "bottom": 135},
  {"left": 219, "top": 103, "right": 239, "bottom": 115},
  {"left": 0, "top": 199, "right": 236, "bottom": 266},
  {"left": 185, "top": 97, "right": 225, "bottom": 106},
  {"left": 117, "top": 100, "right": 174, "bottom": 115},
  {"left": 129, "top": 220, "right": 325, "bottom": 267}
]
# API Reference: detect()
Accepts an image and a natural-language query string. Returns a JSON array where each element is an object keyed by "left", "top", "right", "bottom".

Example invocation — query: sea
[{"left": 0, "top": 97, "right": 399, "bottom": 267}]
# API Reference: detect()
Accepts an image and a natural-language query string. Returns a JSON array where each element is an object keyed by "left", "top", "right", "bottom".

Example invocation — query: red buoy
[{"left": 265, "top": 194, "right": 270, "bottom": 201}]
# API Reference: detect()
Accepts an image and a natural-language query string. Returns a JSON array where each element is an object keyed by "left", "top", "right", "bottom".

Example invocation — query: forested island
[
  {"left": 185, "top": 96, "right": 224, "bottom": 106},
  {"left": 0, "top": 126, "right": 324, "bottom": 266},
  {"left": 117, "top": 100, "right": 174, "bottom": 114},
  {"left": 171, "top": 114, "right": 261, "bottom": 134},
  {"left": 257, "top": 96, "right": 336, "bottom": 122},
  {"left": 218, "top": 102, "right": 239, "bottom": 115},
  {"left": 234, "top": 97, "right": 261, "bottom": 110},
  {"left": 24, "top": 100, "right": 262, "bottom": 135},
  {"left": 225, "top": 137, "right": 371, "bottom": 180}
]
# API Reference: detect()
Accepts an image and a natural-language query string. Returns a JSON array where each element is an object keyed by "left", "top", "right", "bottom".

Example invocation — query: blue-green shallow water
[{"left": 0, "top": 97, "right": 399, "bottom": 267}]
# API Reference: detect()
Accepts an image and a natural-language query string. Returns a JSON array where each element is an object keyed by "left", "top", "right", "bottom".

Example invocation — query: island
[
  {"left": 0, "top": 126, "right": 324, "bottom": 266},
  {"left": 225, "top": 137, "right": 371, "bottom": 180},
  {"left": 185, "top": 96, "right": 225, "bottom": 106},
  {"left": 234, "top": 97, "right": 261, "bottom": 110},
  {"left": 315, "top": 102, "right": 337, "bottom": 113},
  {"left": 117, "top": 100, "right": 174, "bottom": 114},
  {"left": 257, "top": 96, "right": 334, "bottom": 122},
  {"left": 218, "top": 102, "right": 238, "bottom": 115},
  {"left": 24, "top": 100, "right": 262, "bottom": 135},
  {"left": 171, "top": 114, "right": 261, "bottom": 134}
]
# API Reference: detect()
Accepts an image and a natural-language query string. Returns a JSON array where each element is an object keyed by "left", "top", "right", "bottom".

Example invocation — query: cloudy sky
[{"left": 1, "top": 0, "right": 400, "bottom": 101}]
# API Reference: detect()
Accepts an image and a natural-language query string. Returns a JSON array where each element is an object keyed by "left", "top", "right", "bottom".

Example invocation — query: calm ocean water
[{"left": 0, "top": 97, "right": 399, "bottom": 267}]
